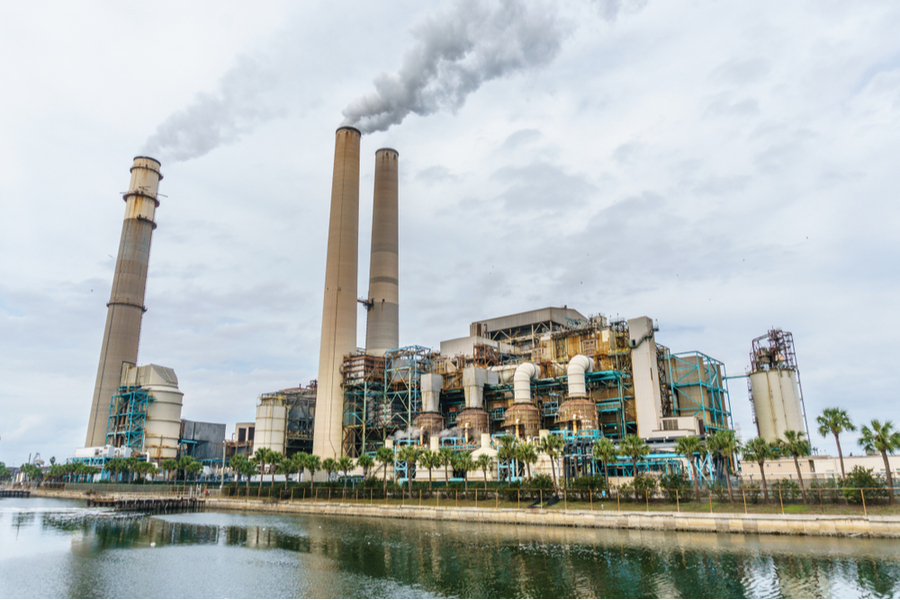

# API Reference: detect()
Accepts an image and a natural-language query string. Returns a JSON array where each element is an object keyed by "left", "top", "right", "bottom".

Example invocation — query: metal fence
[{"left": 217, "top": 484, "right": 898, "bottom": 516}]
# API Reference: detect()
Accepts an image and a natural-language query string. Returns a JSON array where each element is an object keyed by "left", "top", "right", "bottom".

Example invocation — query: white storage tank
[
  {"left": 748, "top": 329, "right": 807, "bottom": 443},
  {"left": 121, "top": 364, "right": 183, "bottom": 463},
  {"left": 254, "top": 398, "right": 287, "bottom": 454}
]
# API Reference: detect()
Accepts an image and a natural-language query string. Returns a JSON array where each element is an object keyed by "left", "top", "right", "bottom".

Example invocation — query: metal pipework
[
  {"left": 85, "top": 156, "right": 162, "bottom": 447},
  {"left": 313, "top": 126, "right": 361, "bottom": 460},
  {"left": 364, "top": 148, "right": 399, "bottom": 356},
  {"left": 513, "top": 362, "right": 539, "bottom": 403},
  {"left": 566, "top": 354, "right": 594, "bottom": 398}
]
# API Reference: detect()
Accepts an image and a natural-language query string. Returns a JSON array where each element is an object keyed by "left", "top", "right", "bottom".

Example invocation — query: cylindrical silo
[
  {"left": 748, "top": 329, "right": 808, "bottom": 443},
  {"left": 313, "top": 127, "right": 361, "bottom": 460},
  {"left": 85, "top": 157, "right": 162, "bottom": 447},
  {"left": 750, "top": 369, "right": 805, "bottom": 443},
  {"left": 254, "top": 399, "right": 287, "bottom": 455},
  {"left": 140, "top": 365, "right": 183, "bottom": 463},
  {"left": 365, "top": 148, "right": 400, "bottom": 356}
]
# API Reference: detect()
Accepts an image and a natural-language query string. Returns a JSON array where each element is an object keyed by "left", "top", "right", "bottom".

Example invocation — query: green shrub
[
  {"left": 526, "top": 474, "right": 555, "bottom": 491},
  {"left": 740, "top": 481, "right": 762, "bottom": 504},
  {"left": 571, "top": 475, "right": 607, "bottom": 491},
  {"left": 660, "top": 471, "right": 691, "bottom": 502},
  {"left": 810, "top": 477, "right": 841, "bottom": 503},
  {"left": 630, "top": 474, "right": 658, "bottom": 502},
  {"left": 711, "top": 483, "right": 728, "bottom": 502},
  {"left": 842, "top": 466, "right": 887, "bottom": 504},
  {"left": 772, "top": 479, "right": 800, "bottom": 501}
]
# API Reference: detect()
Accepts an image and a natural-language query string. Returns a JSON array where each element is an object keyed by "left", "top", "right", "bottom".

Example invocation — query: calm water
[{"left": 2, "top": 497, "right": 900, "bottom": 598}]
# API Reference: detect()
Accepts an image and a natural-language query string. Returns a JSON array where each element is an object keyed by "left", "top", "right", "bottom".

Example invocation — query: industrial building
[
  {"left": 247, "top": 127, "right": 747, "bottom": 484},
  {"left": 78, "top": 137, "right": 810, "bottom": 487},
  {"left": 251, "top": 385, "right": 316, "bottom": 456}
]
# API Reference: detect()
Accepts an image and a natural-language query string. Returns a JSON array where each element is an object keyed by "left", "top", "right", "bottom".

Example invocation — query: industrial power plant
[{"left": 71, "top": 127, "right": 811, "bottom": 485}]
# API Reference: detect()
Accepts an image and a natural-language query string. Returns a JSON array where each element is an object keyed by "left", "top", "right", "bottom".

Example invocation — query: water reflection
[{"left": 2, "top": 497, "right": 900, "bottom": 598}]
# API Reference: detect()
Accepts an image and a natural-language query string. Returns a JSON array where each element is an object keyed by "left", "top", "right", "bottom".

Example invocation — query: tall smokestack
[
  {"left": 85, "top": 156, "right": 163, "bottom": 446},
  {"left": 365, "top": 148, "right": 399, "bottom": 356},
  {"left": 313, "top": 127, "right": 361, "bottom": 460}
]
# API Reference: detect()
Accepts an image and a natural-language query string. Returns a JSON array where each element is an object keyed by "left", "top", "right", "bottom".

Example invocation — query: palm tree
[
  {"left": 859, "top": 420, "right": 900, "bottom": 504},
  {"left": 674, "top": 435, "right": 704, "bottom": 502},
  {"left": 124, "top": 456, "right": 140, "bottom": 483},
  {"left": 742, "top": 437, "right": 780, "bottom": 503},
  {"left": 322, "top": 458, "right": 337, "bottom": 484},
  {"left": 357, "top": 454, "right": 375, "bottom": 480},
  {"left": 538, "top": 434, "right": 564, "bottom": 491},
  {"left": 185, "top": 457, "right": 202, "bottom": 481},
  {"left": 781, "top": 430, "right": 811, "bottom": 503},
  {"left": 229, "top": 455, "right": 247, "bottom": 488},
  {"left": 252, "top": 448, "right": 270, "bottom": 491},
  {"left": 240, "top": 460, "right": 256, "bottom": 494},
  {"left": 817, "top": 408, "right": 855, "bottom": 479},
  {"left": 517, "top": 443, "right": 538, "bottom": 480},
  {"left": 453, "top": 451, "right": 476, "bottom": 492},
  {"left": 593, "top": 437, "right": 618, "bottom": 488},
  {"left": 337, "top": 456, "right": 354, "bottom": 490},
  {"left": 418, "top": 450, "right": 439, "bottom": 490},
  {"left": 438, "top": 448, "right": 455, "bottom": 485},
  {"left": 105, "top": 457, "right": 124, "bottom": 483},
  {"left": 278, "top": 457, "right": 293, "bottom": 482},
  {"left": 162, "top": 459, "right": 179, "bottom": 483},
  {"left": 291, "top": 452, "right": 309, "bottom": 484},
  {"left": 375, "top": 447, "right": 394, "bottom": 496},
  {"left": 708, "top": 430, "right": 740, "bottom": 503},
  {"left": 397, "top": 445, "right": 420, "bottom": 495},
  {"left": 619, "top": 434, "right": 650, "bottom": 478},
  {"left": 305, "top": 454, "right": 321, "bottom": 492},
  {"left": 497, "top": 435, "right": 518, "bottom": 483},
  {"left": 475, "top": 454, "right": 493, "bottom": 490}
]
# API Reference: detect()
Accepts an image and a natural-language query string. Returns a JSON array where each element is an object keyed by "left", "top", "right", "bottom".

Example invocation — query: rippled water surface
[{"left": 2, "top": 497, "right": 900, "bottom": 598}]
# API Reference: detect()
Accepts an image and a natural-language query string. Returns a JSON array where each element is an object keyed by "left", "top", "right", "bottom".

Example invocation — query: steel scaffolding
[
  {"left": 665, "top": 351, "right": 733, "bottom": 433},
  {"left": 105, "top": 386, "right": 151, "bottom": 451}
]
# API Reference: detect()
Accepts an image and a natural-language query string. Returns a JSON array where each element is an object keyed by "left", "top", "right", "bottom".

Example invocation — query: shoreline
[{"left": 28, "top": 488, "right": 900, "bottom": 539}]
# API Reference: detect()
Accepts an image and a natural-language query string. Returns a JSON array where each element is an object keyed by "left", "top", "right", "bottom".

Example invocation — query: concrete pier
[{"left": 206, "top": 498, "right": 900, "bottom": 539}]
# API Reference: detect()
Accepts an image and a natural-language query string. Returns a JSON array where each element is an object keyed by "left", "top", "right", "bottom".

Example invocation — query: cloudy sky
[{"left": 2, "top": 0, "right": 898, "bottom": 467}]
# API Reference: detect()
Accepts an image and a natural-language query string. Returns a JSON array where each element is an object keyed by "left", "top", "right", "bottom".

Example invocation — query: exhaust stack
[
  {"left": 312, "top": 126, "right": 361, "bottom": 460},
  {"left": 365, "top": 148, "right": 400, "bottom": 356},
  {"left": 85, "top": 157, "right": 163, "bottom": 446}
]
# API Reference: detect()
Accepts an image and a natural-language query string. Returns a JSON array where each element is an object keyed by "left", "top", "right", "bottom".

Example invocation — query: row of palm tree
[{"left": 815, "top": 408, "right": 900, "bottom": 504}]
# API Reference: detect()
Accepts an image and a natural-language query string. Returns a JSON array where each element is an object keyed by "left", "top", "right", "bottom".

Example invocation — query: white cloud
[{"left": 1, "top": 0, "right": 899, "bottom": 465}]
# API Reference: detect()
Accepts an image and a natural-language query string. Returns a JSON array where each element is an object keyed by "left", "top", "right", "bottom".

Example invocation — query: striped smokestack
[
  {"left": 365, "top": 148, "right": 399, "bottom": 356},
  {"left": 312, "top": 126, "right": 361, "bottom": 460},
  {"left": 85, "top": 157, "right": 162, "bottom": 446}
]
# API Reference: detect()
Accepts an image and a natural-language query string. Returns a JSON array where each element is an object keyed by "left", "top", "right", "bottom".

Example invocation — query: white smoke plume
[
  {"left": 142, "top": 55, "right": 284, "bottom": 163},
  {"left": 437, "top": 426, "right": 466, "bottom": 439},
  {"left": 392, "top": 427, "right": 425, "bottom": 441},
  {"left": 341, "top": 0, "right": 567, "bottom": 134}
]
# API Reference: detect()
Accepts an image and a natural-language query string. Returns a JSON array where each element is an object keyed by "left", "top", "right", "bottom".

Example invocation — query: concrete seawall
[{"left": 206, "top": 498, "right": 900, "bottom": 539}]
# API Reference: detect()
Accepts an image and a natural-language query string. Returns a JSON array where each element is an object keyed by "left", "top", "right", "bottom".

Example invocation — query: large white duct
[
  {"left": 513, "top": 362, "right": 539, "bottom": 403},
  {"left": 488, "top": 364, "right": 517, "bottom": 384},
  {"left": 567, "top": 354, "right": 594, "bottom": 398},
  {"left": 463, "top": 367, "right": 488, "bottom": 409},
  {"left": 420, "top": 374, "right": 443, "bottom": 413}
]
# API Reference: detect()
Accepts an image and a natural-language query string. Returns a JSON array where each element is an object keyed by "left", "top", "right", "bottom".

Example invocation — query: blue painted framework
[{"left": 105, "top": 386, "right": 151, "bottom": 452}]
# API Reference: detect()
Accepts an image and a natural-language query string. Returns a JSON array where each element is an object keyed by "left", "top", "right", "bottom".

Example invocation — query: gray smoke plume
[
  {"left": 142, "top": 55, "right": 283, "bottom": 163},
  {"left": 341, "top": 0, "right": 567, "bottom": 134}
]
